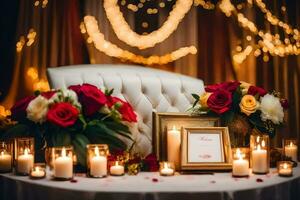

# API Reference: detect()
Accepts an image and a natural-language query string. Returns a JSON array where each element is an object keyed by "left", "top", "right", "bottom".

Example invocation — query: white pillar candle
[
  {"left": 252, "top": 144, "right": 268, "bottom": 173},
  {"left": 54, "top": 147, "right": 73, "bottom": 179},
  {"left": 0, "top": 151, "right": 12, "bottom": 172},
  {"left": 160, "top": 162, "right": 174, "bottom": 176},
  {"left": 31, "top": 167, "right": 46, "bottom": 178},
  {"left": 167, "top": 126, "right": 181, "bottom": 169},
  {"left": 110, "top": 161, "right": 124, "bottom": 176},
  {"left": 17, "top": 148, "right": 34, "bottom": 174},
  {"left": 285, "top": 142, "right": 298, "bottom": 161},
  {"left": 232, "top": 150, "right": 249, "bottom": 176},
  {"left": 90, "top": 146, "right": 107, "bottom": 177}
]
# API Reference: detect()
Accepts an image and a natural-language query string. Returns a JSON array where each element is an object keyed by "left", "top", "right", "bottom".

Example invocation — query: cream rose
[
  {"left": 240, "top": 81, "right": 251, "bottom": 95},
  {"left": 199, "top": 92, "right": 212, "bottom": 108},
  {"left": 26, "top": 95, "right": 49, "bottom": 123},
  {"left": 239, "top": 95, "right": 259, "bottom": 116},
  {"left": 259, "top": 94, "right": 284, "bottom": 124}
]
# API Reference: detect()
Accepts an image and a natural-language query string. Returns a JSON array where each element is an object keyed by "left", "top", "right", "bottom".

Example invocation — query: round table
[{"left": 1, "top": 167, "right": 300, "bottom": 200}]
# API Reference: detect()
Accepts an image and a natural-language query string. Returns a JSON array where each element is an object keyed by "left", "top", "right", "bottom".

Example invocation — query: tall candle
[
  {"left": 167, "top": 126, "right": 181, "bottom": 169},
  {"left": 17, "top": 148, "right": 34, "bottom": 174},
  {"left": 232, "top": 149, "right": 249, "bottom": 177},
  {"left": 54, "top": 147, "right": 73, "bottom": 179},
  {"left": 0, "top": 151, "right": 12, "bottom": 172},
  {"left": 90, "top": 146, "right": 107, "bottom": 177},
  {"left": 110, "top": 161, "right": 124, "bottom": 176},
  {"left": 285, "top": 142, "right": 298, "bottom": 161},
  {"left": 252, "top": 144, "right": 268, "bottom": 173}
]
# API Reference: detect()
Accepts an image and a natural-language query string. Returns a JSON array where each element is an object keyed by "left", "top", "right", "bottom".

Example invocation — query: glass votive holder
[
  {"left": 14, "top": 137, "right": 34, "bottom": 176},
  {"left": 283, "top": 139, "right": 298, "bottom": 162},
  {"left": 277, "top": 161, "right": 293, "bottom": 177},
  {"left": 159, "top": 162, "right": 175, "bottom": 176},
  {"left": 0, "top": 140, "right": 13, "bottom": 173},
  {"left": 87, "top": 144, "right": 109, "bottom": 178},
  {"left": 250, "top": 134, "right": 269, "bottom": 174},
  {"left": 232, "top": 148, "right": 250, "bottom": 177},
  {"left": 52, "top": 146, "right": 73, "bottom": 180},
  {"left": 110, "top": 161, "right": 125, "bottom": 176},
  {"left": 30, "top": 163, "right": 46, "bottom": 179}
]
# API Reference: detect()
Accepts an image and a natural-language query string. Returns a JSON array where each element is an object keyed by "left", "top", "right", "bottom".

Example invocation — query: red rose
[
  {"left": 11, "top": 96, "right": 35, "bottom": 120},
  {"left": 68, "top": 85, "right": 81, "bottom": 95},
  {"left": 207, "top": 89, "right": 232, "bottom": 114},
  {"left": 280, "top": 99, "right": 289, "bottom": 109},
  {"left": 78, "top": 84, "right": 107, "bottom": 116},
  {"left": 206, "top": 81, "right": 240, "bottom": 93},
  {"left": 142, "top": 154, "right": 159, "bottom": 172},
  {"left": 107, "top": 96, "right": 137, "bottom": 122},
  {"left": 248, "top": 86, "right": 267, "bottom": 97},
  {"left": 41, "top": 91, "right": 56, "bottom": 99},
  {"left": 47, "top": 102, "right": 79, "bottom": 128}
]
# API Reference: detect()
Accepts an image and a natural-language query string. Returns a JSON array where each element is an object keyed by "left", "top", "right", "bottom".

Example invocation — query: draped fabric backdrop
[{"left": 0, "top": 0, "right": 299, "bottom": 149}]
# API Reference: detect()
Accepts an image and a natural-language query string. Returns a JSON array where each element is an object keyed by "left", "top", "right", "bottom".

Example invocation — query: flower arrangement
[
  {"left": 192, "top": 81, "right": 288, "bottom": 145},
  {"left": 1, "top": 83, "right": 138, "bottom": 167}
]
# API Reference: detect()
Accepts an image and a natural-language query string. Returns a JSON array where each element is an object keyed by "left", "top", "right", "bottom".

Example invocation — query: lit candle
[
  {"left": 17, "top": 148, "right": 34, "bottom": 175},
  {"left": 90, "top": 146, "right": 107, "bottom": 177},
  {"left": 252, "top": 142, "right": 268, "bottom": 173},
  {"left": 110, "top": 161, "right": 124, "bottom": 176},
  {"left": 167, "top": 126, "right": 180, "bottom": 169},
  {"left": 0, "top": 151, "right": 12, "bottom": 172},
  {"left": 278, "top": 162, "right": 293, "bottom": 177},
  {"left": 160, "top": 162, "right": 174, "bottom": 176},
  {"left": 30, "top": 166, "right": 46, "bottom": 178},
  {"left": 54, "top": 147, "right": 73, "bottom": 179},
  {"left": 284, "top": 142, "right": 298, "bottom": 162},
  {"left": 232, "top": 149, "right": 249, "bottom": 177}
]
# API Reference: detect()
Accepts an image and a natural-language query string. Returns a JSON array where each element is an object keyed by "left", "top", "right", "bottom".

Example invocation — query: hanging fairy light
[
  {"left": 103, "top": 0, "right": 193, "bottom": 49},
  {"left": 83, "top": 16, "right": 197, "bottom": 65}
]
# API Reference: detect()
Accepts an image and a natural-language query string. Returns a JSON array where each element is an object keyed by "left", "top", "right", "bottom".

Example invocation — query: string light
[
  {"left": 16, "top": 36, "right": 25, "bottom": 52},
  {"left": 103, "top": 0, "right": 193, "bottom": 49},
  {"left": 83, "top": 16, "right": 197, "bottom": 65},
  {"left": 26, "top": 29, "right": 37, "bottom": 46},
  {"left": 194, "top": 0, "right": 215, "bottom": 10}
]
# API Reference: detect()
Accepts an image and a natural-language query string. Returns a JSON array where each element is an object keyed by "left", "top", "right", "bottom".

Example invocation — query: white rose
[
  {"left": 259, "top": 94, "right": 284, "bottom": 124},
  {"left": 26, "top": 95, "right": 49, "bottom": 123}
]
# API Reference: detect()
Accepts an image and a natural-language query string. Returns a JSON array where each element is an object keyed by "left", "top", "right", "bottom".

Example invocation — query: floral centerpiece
[
  {"left": 1, "top": 83, "right": 139, "bottom": 167},
  {"left": 191, "top": 81, "right": 288, "bottom": 146}
]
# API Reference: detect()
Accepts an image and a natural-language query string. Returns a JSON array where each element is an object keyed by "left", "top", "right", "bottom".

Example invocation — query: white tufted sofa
[{"left": 47, "top": 64, "right": 204, "bottom": 156}]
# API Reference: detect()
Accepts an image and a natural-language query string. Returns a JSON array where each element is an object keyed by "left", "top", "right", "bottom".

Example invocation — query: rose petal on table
[
  {"left": 152, "top": 178, "right": 159, "bottom": 182},
  {"left": 256, "top": 178, "right": 263, "bottom": 182},
  {"left": 70, "top": 179, "right": 78, "bottom": 183},
  {"left": 210, "top": 180, "right": 216, "bottom": 184}
]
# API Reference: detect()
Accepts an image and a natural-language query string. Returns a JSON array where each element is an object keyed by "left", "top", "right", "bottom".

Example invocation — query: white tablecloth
[{"left": 1, "top": 167, "right": 300, "bottom": 200}]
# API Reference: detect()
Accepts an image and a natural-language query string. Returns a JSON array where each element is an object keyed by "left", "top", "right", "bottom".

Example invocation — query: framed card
[
  {"left": 152, "top": 112, "right": 220, "bottom": 161},
  {"left": 181, "top": 127, "right": 232, "bottom": 171}
]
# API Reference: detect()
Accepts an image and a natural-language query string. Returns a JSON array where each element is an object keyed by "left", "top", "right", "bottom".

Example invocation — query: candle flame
[
  {"left": 261, "top": 140, "right": 265, "bottom": 148},
  {"left": 35, "top": 166, "right": 40, "bottom": 172},
  {"left": 163, "top": 162, "right": 169, "bottom": 169},
  {"left": 256, "top": 136, "right": 260, "bottom": 143},
  {"left": 257, "top": 144, "right": 261, "bottom": 150},
  {"left": 172, "top": 125, "right": 177, "bottom": 131},
  {"left": 0, "top": 151, "right": 4, "bottom": 156},
  {"left": 289, "top": 142, "right": 294, "bottom": 147},
  {"left": 115, "top": 161, "right": 119, "bottom": 166},
  {"left": 24, "top": 148, "right": 29, "bottom": 155},
  {"left": 283, "top": 163, "right": 288, "bottom": 169},
  {"left": 95, "top": 146, "right": 100, "bottom": 157},
  {"left": 61, "top": 147, "right": 66, "bottom": 157}
]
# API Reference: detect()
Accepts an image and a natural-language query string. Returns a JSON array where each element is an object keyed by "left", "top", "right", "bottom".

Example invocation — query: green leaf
[
  {"left": 105, "top": 88, "right": 114, "bottom": 96},
  {"left": 72, "top": 134, "right": 90, "bottom": 167},
  {"left": 104, "top": 121, "right": 133, "bottom": 141},
  {"left": 51, "top": 130, "right": 72, "bottom": 147},
  {"left": 2, "top": 124, "right": 31, "bottom": 140},
  {"left": 192, "top": 93, "right": 200, "bottom": 100}
]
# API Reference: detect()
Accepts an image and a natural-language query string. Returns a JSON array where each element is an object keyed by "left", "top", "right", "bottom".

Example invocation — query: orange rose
[
  {"left": 239, "top": 95, "right": 259, "bottom": 116},
  {"left": 199, "top": 92, "right": 212, "bottom": 108}
]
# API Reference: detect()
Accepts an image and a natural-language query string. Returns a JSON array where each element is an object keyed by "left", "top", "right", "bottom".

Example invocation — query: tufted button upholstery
[{"left": 47, "top": 64, "right": 204, "bottom": 156}]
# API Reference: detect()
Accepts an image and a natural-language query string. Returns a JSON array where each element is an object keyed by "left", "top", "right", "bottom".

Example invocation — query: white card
[{"left": 187, "top": 132, "right": 224, "bottom": 163}]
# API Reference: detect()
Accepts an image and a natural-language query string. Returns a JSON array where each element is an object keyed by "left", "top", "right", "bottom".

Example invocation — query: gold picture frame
[
  {"left": 181, "top": 127, "right": 232, "bottom": 171},
  {"left": 153, "top": 112, "right": 220, "bottom": 161}
]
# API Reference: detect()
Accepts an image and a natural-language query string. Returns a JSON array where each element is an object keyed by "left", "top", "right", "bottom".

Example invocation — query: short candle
[
  {"left": 232, "top": 149, "right": 249, "bottom": 177},
  {"left": 160, "top": 162, "right": 174, "bottom": 176},
  {"left": 90, "top": 146, "right": 107, "bottom": 177},
  {"left": 0, "top": 151, "right": 12, "bottom": 172},
  {"left": 30, "top": 166, "right": 46, "bottom": 179},
  {"left": 53, "top": 147, "right": 73, "bottom": 179},
  {"left": 284, "top": 141, "right": 298, "bottom": 162},
  {"left": 110, "top": 161, "right": 124, "bottom": 176},
  {"left": 17, "top": 148, "right": 34, "bottom": 175},
  {"left": 278, "top": 162, "right": 293, "bottom": 177}
]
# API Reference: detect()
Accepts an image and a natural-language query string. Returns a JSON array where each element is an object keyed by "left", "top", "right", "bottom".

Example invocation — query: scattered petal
[
  {"left": 256, "top": 178, "right": 263, "bottom": 182},
  {"left": 70, "top": 179, "right": 78, "bottom": 183},
  {"left": 152, "top": 178, "right": 159, "bottom": 182},
  {"left": 210, "top": 180, "right": 216, "bottom": 184}
]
